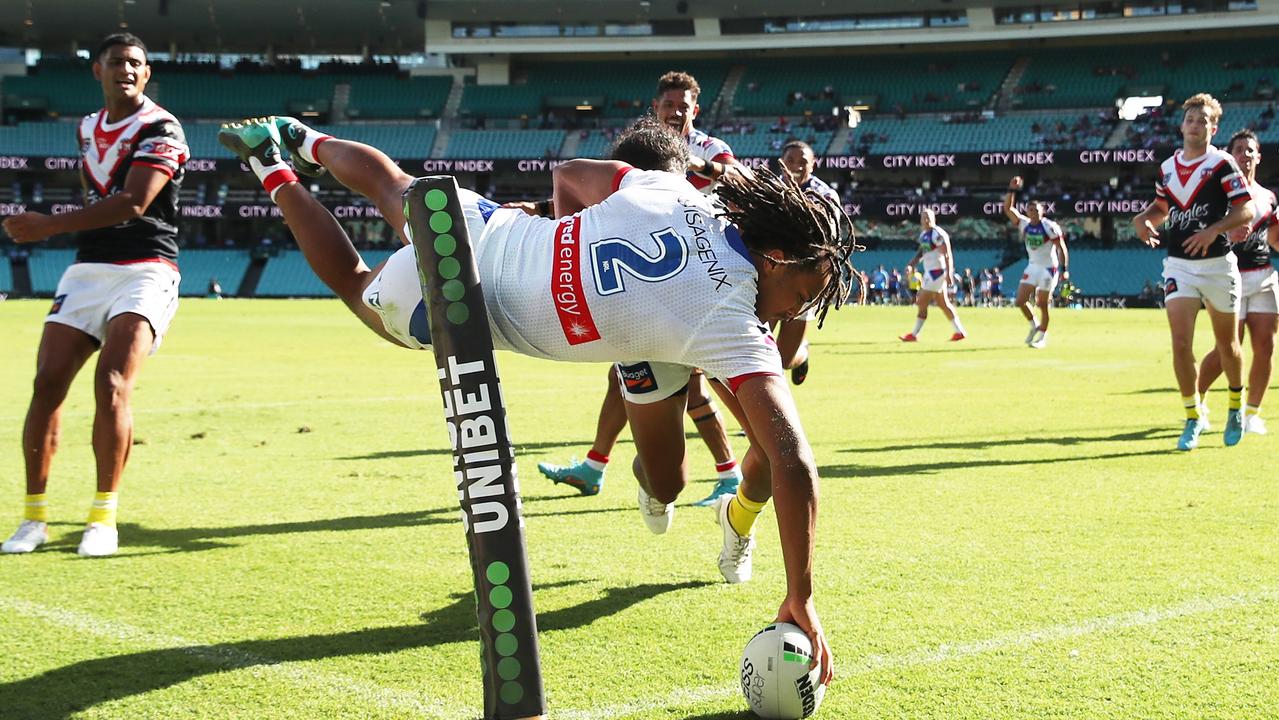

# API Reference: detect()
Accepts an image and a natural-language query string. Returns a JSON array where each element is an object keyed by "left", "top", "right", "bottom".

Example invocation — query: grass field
[{"left": 0, "top": 299, "right": 1275, "bottom": 720}]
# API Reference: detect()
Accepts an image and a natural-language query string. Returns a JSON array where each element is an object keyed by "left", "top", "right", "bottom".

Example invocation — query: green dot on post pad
[
  {"left": 438, "top": 256, "right": 461, "bottom": 279},
  {"left": 442, "top": 279, "right": 465, "bottom": 302},
  {"left": 489, "top": 585, "right": 513, "bottom": 609},
  {"left": 486, "top": 561, "right": 510, "bottom": 584},
  {"left": 500, "top": 681, "right": 523, "bottom": 705},
  {"left": 434, "top": 233, "right": 456, "bottom": 256},
  {"left": 492, "top": 608, "right": 515, "bottom": 632},
  {"left": 424, "top": 188, "right": 449, "bottom": 211},
  {"left": 429, "top": 210, "right": 453, "bottom": 234},
  {"left": 497, "top": 657, "right": 521, "bottom": 681},
  {"left": 495, "top": 633, "right": 518, "bottom": 657},
  {"left": 446, "top": 302, "right": 469, "bottom": 325}
]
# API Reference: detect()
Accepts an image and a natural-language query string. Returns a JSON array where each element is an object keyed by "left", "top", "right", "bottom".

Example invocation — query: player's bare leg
[
  {"left": 1015, "top": 283, "right": 1039, "bottom": 345},
  {"left": 4, "top": 324, "right": 96, "bottom": 554},
  {"left": 705, "top": 379, "right": 764, "bottom": 583},
  {"left": 92, "top": 313, "right": 153, "bottom": 494},
  {"left": 935, "top": 290, "right": 967, "bottom": 341},
  {"left": 1029, "top": 290, "right": 1052, "bottom": 348},
  {"left": 1167, "top": 298, "right": 1211, "bottom": 449},
  {"left": 625, "top": 394, "right": 689, "bottom": 534},
  {"left": 21, "top": 324, "right": 96, "bottom": 495},
  {"left": 1205, "top": 303, "right": 1246, "bottom": 445},
  {"left": 900, "top": 290, "right": 930, "bottom": 341}
]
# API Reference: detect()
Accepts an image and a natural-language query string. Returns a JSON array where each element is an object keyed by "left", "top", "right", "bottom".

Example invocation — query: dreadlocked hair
[{"left": 715, "top": 167, "right": 863, "bottom": 327}]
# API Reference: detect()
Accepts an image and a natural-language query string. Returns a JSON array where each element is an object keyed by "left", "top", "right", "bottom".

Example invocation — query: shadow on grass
[
  {"left": 339, "top": 439, "right": 607, "bottom": 461},
  {"left": 73, "top": 501, "right": 635, "bottom": 556},
  {"left": 0, "top": 579, "right": 711, "bottom": 720},
  {"left": 821, "top": 447, "right": 1172, "bottom": 479},
  {"left": 836, "top": 426, "right": 1175, "bottom": 455}
]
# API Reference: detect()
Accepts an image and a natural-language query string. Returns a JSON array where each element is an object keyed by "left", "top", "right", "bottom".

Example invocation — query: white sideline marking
[
  {"left": 0, "top": 596, "right": 469, "bottom": 719},
  {"left": 560, "top": 587, "right": 1279, "bottom": 720}
]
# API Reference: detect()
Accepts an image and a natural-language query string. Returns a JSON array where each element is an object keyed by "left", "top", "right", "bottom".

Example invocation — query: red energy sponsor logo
[{"left": 551, "top": 217, "right": 601, "bottom": 345}]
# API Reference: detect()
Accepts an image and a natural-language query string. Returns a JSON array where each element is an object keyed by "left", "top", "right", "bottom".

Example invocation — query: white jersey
[
  {"left": 917, "top": 227, "right": 950, "bottom": 275},
  {"left": 378, "top": 170, "right": 782, "bottom": 391},
  {"left": 1019, "top": 218, "right": 1063, "bottom": 267},
  {"left": 801, "top": 175, "right": 840, "bottom": 204},
  {"left": 685, "top": 127, "right": 735, "bottom": 195}
]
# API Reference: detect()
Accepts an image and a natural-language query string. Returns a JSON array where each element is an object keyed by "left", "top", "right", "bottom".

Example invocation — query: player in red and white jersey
[
  {"left": 1133, "top": 93, "right": 1254, "bottom": 450},
  {"left": 898, "top": 209, "right": 967, "bottom": 343},
  {"left": 1196, "top": 129, "right": 1279, "bottom": 435},
  {"left": 1003, "top": 176, "right": 1069, "bottom": 349},
  {"left": 652, "top": 71, "right": 749, "bottom": 193},
  {"left": 218, "top": 117, "right": 849, "bottom": 685},
  {"left": 1, "top": 34, "right": 186, "bottom": 559}
]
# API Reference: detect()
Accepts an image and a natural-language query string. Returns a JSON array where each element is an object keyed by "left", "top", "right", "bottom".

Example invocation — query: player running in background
[
  {"left": 1196, "top": 129, "right": 1279, "bottom": 435},
  {"left": 1004, "top": 176, "right": 1069, "bottom": 348},
  {"left": 1, "top": 34, "right": 186, "bottom": 558},
  {"left": 1133, "top": 93, "right": 1254, "bottom": 450},
  {"left": 899, "top": 208, "right": 966, "bottom": 342},
  {"left": 218, "top": 117, "right": 850, "bottom": 681},
  {"left": 775, "top": 139, "right": 840, "bottom": 384}
]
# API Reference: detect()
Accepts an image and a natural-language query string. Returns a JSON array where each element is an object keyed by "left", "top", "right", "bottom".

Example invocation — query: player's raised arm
[
  {"left": 551, "top": 159, "right": 632, "bottom": 216},
  {"left": 733, "top": 374, "right": 833, "bottom": 686},
  {"left": 1003, "top": 176, "right": 1028, "bottom": 226}
]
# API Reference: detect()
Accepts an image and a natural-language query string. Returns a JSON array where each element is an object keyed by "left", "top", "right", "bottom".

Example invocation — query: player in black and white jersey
[
  {"left": 1196, "top": 129, "right": 1279, "bottom": 435},
  {"left": 1, "top": 34, "right": 187, "bottom": 557},
  {"left": 1133, "top": 94, "right": 1254, "bottom": 450},
  {"left": 774, "top": 140, "right": 840, "bottom": 384}
]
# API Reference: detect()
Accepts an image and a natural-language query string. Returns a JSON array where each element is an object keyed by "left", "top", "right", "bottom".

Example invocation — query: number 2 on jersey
[{"left": 589, "top": 227, "right": 688, "bottom": 296}]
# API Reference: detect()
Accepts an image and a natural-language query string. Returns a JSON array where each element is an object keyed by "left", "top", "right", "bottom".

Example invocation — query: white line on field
[
  {"left": 0, "top": 596, "right": 471, "bottom": 719},
  {"left": 560, "top": 586, "right": 1279, "bottom": 720}
]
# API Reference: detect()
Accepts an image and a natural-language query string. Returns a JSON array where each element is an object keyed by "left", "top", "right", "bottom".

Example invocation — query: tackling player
[
  {"left": 1003, "top": 176, "right": 1069, "bottom": 349},
  {"left": 898, "top": 208, "right": 967, "bottom": 342},
  {"left": 218, "top": 116, "right": 849, "bottom": 684},
  {"left": 1, "top": 34, "right": 187, "bottom": 558},
  {"left": 1196, "top": 129, "right": 1279, "bottom": 434},
  {"left": 1133, "top": 93, "right": 1254, "bottom": 450}
]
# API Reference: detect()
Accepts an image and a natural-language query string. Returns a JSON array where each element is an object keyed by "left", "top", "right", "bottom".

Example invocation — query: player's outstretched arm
[
  {"left": 552, "top": 159, "right": 631, "bottom": 216},
  {"left": 734, "top": 373, "right": 833, "bottom": 686},
  {"left": 2, "top": 165, "right": 169, "bottom": 243},
  {"left": 1003, "top": 176, "right": 1028, "bottom": 227}
]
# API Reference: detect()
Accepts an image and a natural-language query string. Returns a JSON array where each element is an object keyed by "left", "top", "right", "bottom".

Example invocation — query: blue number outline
[{"left": 589, "top": 227, "right": 688, "bottom": 296}]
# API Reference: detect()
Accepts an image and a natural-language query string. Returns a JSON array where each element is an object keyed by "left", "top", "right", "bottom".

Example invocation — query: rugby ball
[{"left": 739, "top": 622, "right": 825, "bottom": 719}]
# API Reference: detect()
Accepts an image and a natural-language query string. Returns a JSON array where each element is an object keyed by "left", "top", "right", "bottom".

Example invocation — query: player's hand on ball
[
  {"left": 1008, "top": 176, "right": 1024, "bottom": 192},
  {"left": 777, "top": 594, "right": 834, "bottom": 686}
]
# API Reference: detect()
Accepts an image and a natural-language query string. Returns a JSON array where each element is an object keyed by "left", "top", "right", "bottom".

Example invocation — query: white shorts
[
  {"left": 1162, "top": 254, "right": 1241, "bottom": 315},
  {"left": 362, "top": 188, "right": 492, "bottom": 350},
  {"left": 921, "top": 268, "right": 948, "bottom": 294},
  {"left": 46, "top": 260, "right": 180, "bottom": 352},
  {"left": 1240, "top": 266, "right": 1279, "bottom": 315},
  {"left": 1019, "top": 263, "right": 1059, "bottom": 294},
  {"left": 615, "top": 360, "right": 693, "bottom": 404}
]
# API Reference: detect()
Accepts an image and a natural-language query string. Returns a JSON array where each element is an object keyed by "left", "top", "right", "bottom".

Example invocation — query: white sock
[
  {"left": 298, "top": 129, "right": 331, "bottom": 166},
  {"left": 951, "top": 316, "right": 965, "bottom": 334},
  {"left": 248, "top": 155, "right": 298, "bottom": 202},
  {"left": 912, "top": 317, "right": 925, "bottom": 336}
]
